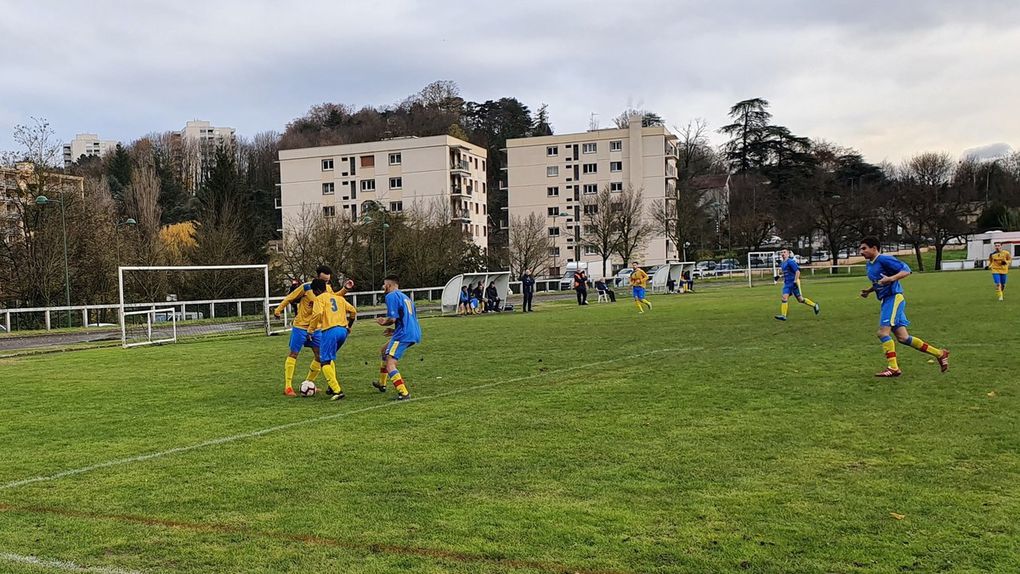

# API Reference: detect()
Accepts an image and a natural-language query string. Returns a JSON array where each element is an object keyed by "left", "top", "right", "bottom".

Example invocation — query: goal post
[
  {"left": 118, "top": 264, "right": 271, "bottom": 348},
  {"left": 747, "top": 251, "right": 780, "bottom": 288}
]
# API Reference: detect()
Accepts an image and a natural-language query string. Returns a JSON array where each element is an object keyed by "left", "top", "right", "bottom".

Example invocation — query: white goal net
[
  {"left": 119, "top": 265, "right": 270, "bottom": 348},
  {"left": 747, "top": 251, "right": 781, "bottom": 288}
]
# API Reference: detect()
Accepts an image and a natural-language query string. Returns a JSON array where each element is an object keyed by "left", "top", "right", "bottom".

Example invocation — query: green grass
[{"left": 1, "top": 271, "right": 1017, "bottom": 573}]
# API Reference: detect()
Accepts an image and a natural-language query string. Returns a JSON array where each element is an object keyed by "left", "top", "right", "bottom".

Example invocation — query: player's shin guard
[
  {"left": 906, "top": 336, "right": 942, "bottom": 357},
  {"left": 880, "top": 335, "right": 899, "bottom": 370},
  {"left": 780, "top": 301, "right": 789, "bottom": 317},
  {"left": 321, "top": 363, "right": 342, "bottom": 394},
  {"left": 379, "top": 362, "right": 389, "bottom": 387},
  {"left": 284, "top": 356, "right": 297, "bottom": 390},
  {"left": 634, "top": 299, "right": 644, "bottom": 313},
  {"left": 802, "top": 297, "right": 816, "bottom": 307},
  {"left": 389, "top": 369, "right": 408, "bottom": 397},
  {"left": 305, "top": 360, "right": 322, "bottom": 383}
]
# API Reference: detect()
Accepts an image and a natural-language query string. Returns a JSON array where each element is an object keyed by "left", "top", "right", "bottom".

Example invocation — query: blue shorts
[
  {"left": 993, "top": 273, "right": 1007, "bottom": 286},
  {"left": 879, "top": 294, "right": 910, "bottom": 328},
  {"left": 384, "top": 338, "right": 415, "bottom": 360},
  {"left": 318, "top": 326, "right": 349, "bottom": 363},
  {"left": 782, "top": 283, "right": 801, "bottom": 298},
  {"left": 288, "top": 327, "right": 321, "bottom": 354},
  {"left": 632, "top": 286, "right": 646, "bottom": 299}
]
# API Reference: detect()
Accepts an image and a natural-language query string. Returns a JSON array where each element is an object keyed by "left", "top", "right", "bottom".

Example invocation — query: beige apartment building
[
  {"left": 277, "top": 135, "right": 489, "bottom": 249},
  {"left": 2, "top": 163, "right": 85, "bottom": 242},
  {"left": 63, "top": 133, "right": 119, "bottom": 167},
  {"left": 176, "top": 120, "right": 236, "bottom": 190},
  {"left": 505, "top": 121, "right": 679, "bottom": 278}
]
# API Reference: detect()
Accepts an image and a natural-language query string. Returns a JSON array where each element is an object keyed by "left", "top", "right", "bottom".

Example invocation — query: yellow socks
[
  {"left": 635, "top": 300, "right": 644, "bottom": 313},
  {"left": 389, "top": 369, "right": 409, "bottom": 397},
  {"left": 908, "top": 336, "right": 942, "bottom": 357},
  {"left": 780, "top": 301, "right": 789, "bottom": 317},
  {"left": 305, "top": 361, "right": 321, "bottom": 383},
  {"left": 284, "top": 356, "right": 297, "bottom": 390},
  {"left": 321, "top": 363, "right": 342, "bottom": 394},
  {"left": 802, "top": 297, "right": 816, "bottom": 307},
  {"left": 880, "top": 336, "right": 899, "bottom": 370},
  {"left": 379, "top": 363, "right": 389, "bottom": 388}
]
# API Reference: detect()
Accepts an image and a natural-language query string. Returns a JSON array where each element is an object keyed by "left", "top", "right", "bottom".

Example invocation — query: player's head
[
  {"left": 859, "top": 236, "right": 881, "bottom": 259},
  {"left": 383, "top": 274, "right": 400, "bottom": 293},
  {"left": 630, "top": 261, "right": 639, "bottom": 269},
  {"left": 316, "top": 265, "right": 332, "bottom": 281},
  {"left": 994, "top": 242, "right": 1002, "bottom": 251},
  {"left": 780, "top": 249, "right": 790, "bottom": 260},
  {"left": 310, "top": 278, "right": 328, "bottom": 296}
]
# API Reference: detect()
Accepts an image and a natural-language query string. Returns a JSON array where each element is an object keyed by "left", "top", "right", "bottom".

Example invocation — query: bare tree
[
  {"left": 509, "top": 212, "right": 552, "bottom": 277},
  {"left": 613, "top": 186, "right": 655, "bottom": 266},
  {"left": 581, "top": 186, "right": 620, "bottom": 277}
]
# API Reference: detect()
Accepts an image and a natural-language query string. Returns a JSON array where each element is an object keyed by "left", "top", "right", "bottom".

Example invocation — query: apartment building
[
  {"left": 505, "top": 120, "right": 679, "bottom": 277},
  {"left": 277, "top": 135, "right": 489, "bottom": 249},
  {"left": 177, "top": 120, "right": 236, "bottom": 189},
  {"left": 62, "top": 133, "right": 119, "bottom": 167},
  {"left": 1, "top": 163, "right": 85, "bottom": 242}
]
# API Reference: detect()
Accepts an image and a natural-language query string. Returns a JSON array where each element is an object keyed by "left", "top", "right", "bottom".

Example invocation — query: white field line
[
  {"left": 1, "top": 347, "right": 687, "bottom": 492},
  {"left": 0, "top": 552, "right": 146, "bottom": 574}
]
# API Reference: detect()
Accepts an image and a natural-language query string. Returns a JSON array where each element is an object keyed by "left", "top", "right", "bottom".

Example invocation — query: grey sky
[{"left": 2, "top": 0, "right": 1017, "bottom": 165}]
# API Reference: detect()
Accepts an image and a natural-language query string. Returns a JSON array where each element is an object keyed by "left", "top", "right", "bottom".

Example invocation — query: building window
[
  {"left": 482, "top": 160, "right": 486, "bottom": 171},
  {"left": 547, "top": 166, "right": 559, "bottom": 177},
  {"left": 583, "top": 184, "right": 597, "bottom": 194},
  {"left": 584, "top": 245, "right": 598, "bottom": 255},
  {"left": 322, "top": 159, "right": 334, "bottom": 171},
  {"left": 583, "top": 224, "right": 595, "bottom": 234},
  {"left": 350, "top": 205, "right": 357, "bottom": 219},
  {"left": 361, "top": 179, "right": 376, "bottom": 191},
  {"left": 390, "top": 201, "right": 403, "bottom": 212},
  {"left": 322, "top": 206, "right": 336, "bottom": 217},
  {"left": 388, "top": 153, "right": 401, "bottom": 165},
  {"left": 583, "top": 204, "right": 598, "bottom": 215},
  {"left": 546, "top": 186, "right": 559, "bottom": 197},
  {"left": 547, "top": 146, "right": 558, "bottom": 156},
  {"left": 548, "top": 247, "right": 560, "bottom": 256},
  {"left": 360, "top": 155, "right": 375, "bottom": 168},
  {"left": 610, "top": 182, "right": 623, "bottom": 192},
  {"left": 389, "top": 177, "right": 402, "bottom": 189},
  {"left": 322, "top": 182, "right": 335, "bottom": 195},
  {"left": 582, "top": 163, "right": 597, "bottom": 174},
  {"left": 547, "top": 207, "right": 560, "bottom": 216},
  {"left": 610, "top": 140, "right": 622, "bottom": 152},
  {"left": 610, "top": 161, "right": 622, "bottom": 172},
  {"left": 548, "top": 227, "right": 560, "bottom": 237},
  {"left": 582, "top": 143, "right": 597, "bottom": 154}
]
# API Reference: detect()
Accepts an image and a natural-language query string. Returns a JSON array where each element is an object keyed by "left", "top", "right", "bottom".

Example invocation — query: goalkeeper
[{"left": 774, "top": 249, "right": 820, "bottom": 321}]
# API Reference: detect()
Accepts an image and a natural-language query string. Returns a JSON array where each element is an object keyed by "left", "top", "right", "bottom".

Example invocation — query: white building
[
  {"left": 62, "top": 133, "right": 119, "bottom": 167},
  {"left": 277, "top": 135, "right": 489, "bottom": 249},
  {"left": 505, "top": 119, "right": 680, "bottom": 278},
  {"left": 178, "top": 120, "right": 236, "bottom": 188},
  {"left": 966, "top": 230, "right": 1020, "bottom": 267}
]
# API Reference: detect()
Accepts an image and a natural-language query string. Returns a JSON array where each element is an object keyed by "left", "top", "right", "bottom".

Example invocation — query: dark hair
[
  {"left": 859, "top": 236, "right": 880, "bottom": 249},
  {"left": 310, "top": 278, "right": 327, "bottom": 294},
  {"left": 384, "top": 274, "right": 400, "bottom": 283},
  {"left": 316, "top": 265, "right": 333, "bottom": 277}
]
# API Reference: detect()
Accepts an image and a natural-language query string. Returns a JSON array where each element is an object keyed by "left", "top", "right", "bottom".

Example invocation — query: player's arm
[
  {"left": 274, "top": 285, "right": 305, "bottom": 317},
  {"left": 335, "top": 278, "right": 355, "bottom": 297},
  {"left": 345, "top": 302, "right": 357, "bottom": 331},
  {"left": 306, "top": 299, "right": 324, "bottom": 334},
  {"left": 376, "top": 293, "right": 398, "bottom": 327}
]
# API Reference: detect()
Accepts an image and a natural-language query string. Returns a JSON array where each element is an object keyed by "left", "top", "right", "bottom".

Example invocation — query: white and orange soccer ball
[{"left": 299, "top": 380, "right": 317, "bottom": 397}]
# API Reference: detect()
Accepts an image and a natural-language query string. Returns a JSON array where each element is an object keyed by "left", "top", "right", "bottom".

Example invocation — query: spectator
[
  {"left": 519, "top": 269, "right": 535, "bottom": 312},
  {"left": 574, "top": 269, "right": 589, "bottom": 305},
  {"left": 683, "top": 270, "right": 695, "bottom": 293},
  {"left": 472, "top": 282, "right": 484, "bottom": 314},
  {"left": 485, "top": 281, "right": 501, "bottom": 312},
  {"left": 666, "top": 278, "right": 677, "bottom": 294},
  {"left": 594, "top": 278, "right": 616, "bottom": 302},
  {"left": 458, "top": 286, "right": 471, "bottom": 315}
]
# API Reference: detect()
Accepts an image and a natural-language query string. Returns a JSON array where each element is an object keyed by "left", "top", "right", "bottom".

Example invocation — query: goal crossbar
[{"left": 122, "top": 307, "right": 178, "bottom": 348}]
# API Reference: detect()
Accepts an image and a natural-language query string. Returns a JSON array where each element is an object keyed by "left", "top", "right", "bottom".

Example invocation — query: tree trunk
[
  {"left": 913, "top": 243, "right": 924, "bottom": 271},
  {"left": 934, "top": 242, "right": 944, "bottom": 270},
  {"left": 602, "top": 256, "right": 609, "bottom": 278}
]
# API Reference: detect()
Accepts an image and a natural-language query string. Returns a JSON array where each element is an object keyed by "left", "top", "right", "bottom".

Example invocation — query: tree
[
  {"left": 106, "top": 144, "right": 133, "bottom": 202},
  {"left": 726, "top": 174, "right": 776, "bottom": 251},
  {"left": 508, "top": 212, "right": 552, "bottom": 277},
  {"left": 613, "top": 186, "right": 655, "bottom": 265},
  {"left": 654, "top": 119, "right": 721, "bottom": 256},
  {"left": 895, "top": 152, "right": 975, "bottom": 270},
  {"left": 719, "top": 98, "right": 772, "bottom": 173},
  {"left": 531, "top": 104, "right": 553, "bottom": 136},
  {"left": 581, "top": 186, "right": 620, "bottom": 277}
]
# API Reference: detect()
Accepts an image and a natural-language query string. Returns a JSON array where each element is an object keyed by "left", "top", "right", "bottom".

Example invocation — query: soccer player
[
  {"left": 988, "top": 241, "right": 1012, "bottom": 301},
  {"left": 629, "top": 262, "right": 652, "bottom": 313},
  {"left": 373, "top": 275, "right": 422, "bottom": 400},
  {"left": 774, "top": 249, "right": 819, "bottom": 321},
  {"left": 858, "top": 236, "right": 949, "bottom": 377},
  {"left": 307, "top": 279, "right": 358, "bottom": 400},
  {"left": 273, "top": 266, "right": 353, "bottom": 397}
]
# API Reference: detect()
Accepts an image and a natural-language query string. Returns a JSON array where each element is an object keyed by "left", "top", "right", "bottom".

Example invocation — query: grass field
[{"left": 1, "top": 270, "right": 1018, "bottom": 573}]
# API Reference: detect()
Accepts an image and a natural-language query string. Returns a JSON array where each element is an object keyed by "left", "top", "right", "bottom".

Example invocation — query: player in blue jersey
[
  {"left": 774, "top": 249, "right": 819, "bottom": 321},
  {"left": 859, "top": 237, "right": 949, "bottom": 377},
  {"left": 373, "top": 275, "right": 422, "bottom": 400}
]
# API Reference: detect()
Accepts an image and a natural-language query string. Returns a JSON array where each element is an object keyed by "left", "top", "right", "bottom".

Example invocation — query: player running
[
  {"left": 629, "top": 262, "right": 652, "bottom": 313},
  {"left": 307, "top": 279, "right": 358, "bottom": 400},
  {"left": 774, "top": 249, "right": 819, "bottom": 321},
  {"left": 858, "top": 236, "right": 949, "bottom": 378},
  {"left": 273, "top": 265, "right": 353, "bottom": 397},
  {"left": 373, "top": 275, "right": 422, "bottom": 400},
  {"left": 988, "top": 241, "right": 1012, "bottom": 301}
]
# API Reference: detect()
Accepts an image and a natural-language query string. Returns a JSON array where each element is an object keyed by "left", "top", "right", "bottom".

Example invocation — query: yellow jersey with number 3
[
  {"left": 274, "top": 283, "right": 348, "bottom": 329},
  {"left": 308, "top": 292, "right": 357, "bottom": 332}
]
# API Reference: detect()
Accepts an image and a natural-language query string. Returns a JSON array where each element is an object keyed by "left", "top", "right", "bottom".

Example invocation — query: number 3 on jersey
[{"left": 330, "top": 298, "right": 338, "bottom": 312}]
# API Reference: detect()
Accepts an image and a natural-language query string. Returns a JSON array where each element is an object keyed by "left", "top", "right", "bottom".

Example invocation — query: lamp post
[
  {"left": 362, "top": 205, "right": 390, "bottom": 283},
  {"left": 34, "top": 195, "right": 72, "bottom": 328},
  {"left": 114, "top": 218, "right": 137, "bottom": 264},
  {"left": 683, "top": 241, "right": 691, "bottom": 262}
]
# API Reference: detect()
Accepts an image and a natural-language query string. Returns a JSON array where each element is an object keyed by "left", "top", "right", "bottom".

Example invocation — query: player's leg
[
  {"left": 775, "top": 291, "right": 791, "bottom": 320},
  {"left": 876, "top": 324, "right": 901, "bottom": 377},
  {"left": 373, "top": 342, "right": 389, "bottom": 392},
  {"left": 639, "top": 286, "right": 651, "bottom": 310},
  {"left": 304, "top": 332, "right": 323, "bottom": 383},
  {"left": 384, "top": 340, "right": 412, "bottom": 399},
  {"left": 320, "top": 329, "right": 346, "bottom": 399},
  {"left": 796, "top": 290, "right": 819, "bottom": 314},
  {"left": 994, "top": 274, "right": 1005, "bottom": 301},
  {"left": 283, "top": 328, "right": 307, "bottom": 396}
]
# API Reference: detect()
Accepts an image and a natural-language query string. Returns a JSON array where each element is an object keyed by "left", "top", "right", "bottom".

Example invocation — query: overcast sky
[{"left": 2, "top": 0, "right": 1017, "bottom": 165}]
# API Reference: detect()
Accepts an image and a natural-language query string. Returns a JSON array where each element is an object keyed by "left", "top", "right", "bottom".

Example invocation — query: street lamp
[
  {"left": 683, "top": 241, "right": 691, "bottom": 261},
  {"left": 114, "top": 218, "right": 137, "bottom": 264},
  {"left": 362, "top": 206, "right": 390, "bottom": 281},
  {"left": 34, "top": 195, "right": 72, "bottom": 328}
]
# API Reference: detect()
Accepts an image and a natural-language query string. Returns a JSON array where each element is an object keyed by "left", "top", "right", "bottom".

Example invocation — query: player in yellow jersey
[
  {"left": 629, "top": 262, "right": 652, "bottom": 313},
  {"left": 307, "top": 279, "right": 358, "bottom": 400},
  {"left": 988, "top": 241, "right": 1012, "bottom": 301},
  {"left": 273, "top": 265, "right": 354, "bottom": 396}
]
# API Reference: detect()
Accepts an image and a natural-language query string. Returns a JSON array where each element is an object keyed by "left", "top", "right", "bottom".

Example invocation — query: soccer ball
[{"left": 299, "top": 380, "right": 317, "bottom": 397}]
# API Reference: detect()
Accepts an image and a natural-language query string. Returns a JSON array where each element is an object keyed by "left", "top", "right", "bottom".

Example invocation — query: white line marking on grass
[
  {"left": 0, "top": 552, "right": 145, "bottom": 574},
  {"left": 1, "top": 347, "right": 683, "bottom": 492}
]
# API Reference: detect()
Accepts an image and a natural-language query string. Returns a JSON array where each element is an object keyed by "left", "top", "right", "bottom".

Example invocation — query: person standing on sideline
[
  {"left": 989, "top": 241, "right": 1012, "bottom": 301},
  {"left": 519, "top": 269, "right": 535, "bottom": 312},
  {"left": 574, "top": 269, "right": 589, "bottom": 305}
]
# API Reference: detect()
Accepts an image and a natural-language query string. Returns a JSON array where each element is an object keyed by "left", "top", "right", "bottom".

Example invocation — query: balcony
[
  {"left": 451, "top": 208, "right": 471, "bottom": 222},
  {"left": 450, "top": 159, "right": 470, "bottom": 175},
  {"left": 450, "top": 186, "right": 469, "bottom": 198}
]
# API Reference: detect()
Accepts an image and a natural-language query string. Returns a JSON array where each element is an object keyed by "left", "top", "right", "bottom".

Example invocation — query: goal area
[
  {"left": 118, "top": 265, "right": 271, "bottom": 348},
  {"left": 746, "top": 251, "right": 781, "bottom": 288}
]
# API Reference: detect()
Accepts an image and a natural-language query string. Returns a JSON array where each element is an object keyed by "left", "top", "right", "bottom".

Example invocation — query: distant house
[
  {"left": 689, "top": 173, "right": 730, "bottom": 222},
  {"left": 1, "top": 163, "right": 85, "bottom": 242},
  {"left": 966, "top": 230, "right": 1020, "bottom": 268}
]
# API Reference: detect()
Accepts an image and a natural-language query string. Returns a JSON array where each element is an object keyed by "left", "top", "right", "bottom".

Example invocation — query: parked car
[
  {"left": 811, "top": 250, "right": 831, "bottom": 262},
  {"left": 693, "top": 261, "right": 716, "bottom": 278},
  {"left": 716, "top": 262, "right": 743, "bottom": 274},
  {"left": 794, "top": 255, "right": 809, "bottom": 265},
  {"left": 613, "top": 268, "right": 635, "bottom": 287}
]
